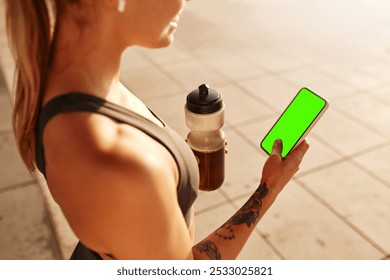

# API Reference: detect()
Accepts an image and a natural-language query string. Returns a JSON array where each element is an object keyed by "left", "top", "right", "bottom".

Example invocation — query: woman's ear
[
  {"left": 117, "top": 0, "right": 127, "bottom": 13},
  {"left": 102, "top": 0, "right": 118, "bottom": 11},
  {"left": 103, "top": 0, "right": 127, "bottom": 13}
]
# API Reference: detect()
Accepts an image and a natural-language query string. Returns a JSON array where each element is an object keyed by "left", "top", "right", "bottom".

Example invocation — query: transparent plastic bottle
[{"left": 185, "top": 84, "right": 225, "bottom": 191}]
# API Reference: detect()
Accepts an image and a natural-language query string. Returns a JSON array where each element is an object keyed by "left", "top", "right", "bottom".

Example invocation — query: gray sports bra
[{"left": 35, "top": 92, "right": 199, "bottom": 259}]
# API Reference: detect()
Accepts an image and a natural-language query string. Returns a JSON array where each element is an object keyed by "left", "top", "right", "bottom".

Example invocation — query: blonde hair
[{"left": 6, "top": 0, "right": 55, "bottom": 171}]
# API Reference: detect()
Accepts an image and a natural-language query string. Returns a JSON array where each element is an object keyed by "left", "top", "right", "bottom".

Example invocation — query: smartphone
[{"left": 260, "top": 87, "right": 329, "bottom": 157}]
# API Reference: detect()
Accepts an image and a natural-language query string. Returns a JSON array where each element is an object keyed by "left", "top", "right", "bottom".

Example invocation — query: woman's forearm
[
  {"left": 192, "top": 140, "right": 309, "bottom": 260},
  {"left": 192, "top": 182, "right": 277, "bottom": 260}
]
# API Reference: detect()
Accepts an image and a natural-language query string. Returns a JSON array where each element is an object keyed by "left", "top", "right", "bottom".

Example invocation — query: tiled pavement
[{"left": 1, "top": 0, "right": 390, "bottom": 260}]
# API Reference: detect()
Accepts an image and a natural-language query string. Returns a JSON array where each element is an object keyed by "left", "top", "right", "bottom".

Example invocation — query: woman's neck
[{"left": 44, "top": 12, "right": 126, "bottom": 103}]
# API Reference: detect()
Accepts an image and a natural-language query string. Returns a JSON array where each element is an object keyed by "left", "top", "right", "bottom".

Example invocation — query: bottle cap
[{"left": 186, "top": 84, "right": 223, "bottom": 114}]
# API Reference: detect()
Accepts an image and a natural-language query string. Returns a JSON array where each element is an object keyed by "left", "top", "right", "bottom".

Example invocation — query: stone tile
[
  {"left": 35, "top": 173, "right": 77, "bottom": 259},
  {"left": 0, "top": 69, "right": 7, "bottom": 95},
  {"left": 144, "top": 94, "right": 188, "bottom": 139},
  {"left": 0, "top": 95, "right": 12, "bottom": 133},
  {"left": 136, "top": 43, "right": 194, "bottom": 67},
  {"left": 194, "top": 203, "right": 280, "bottom": 260},
  {"left": 298, "top": 161, "right": 390, "bottom": 254},
  {"left": 237, "top": 231, "right": 281, "bottom": 260},
  {"left": 175, "top": 12, "right": 228, "bottom": 56},
  {"left": 0, "top": 46, "right": 14, "bottom": 69},
  {"left": 238, "top": 75, "right": 298, "bottom": 112},
  {"left": 238, "top": 49, "right": 303, "bottom": 73},
  {"left": 161, "top": 59, "right": 228, "bottom": 92},
  {"left": 194, "top": 202, "right": 235, "bottom": 244},
  {"left": 317, "top": 63, "right": 383, "bottom": 91},
  {"left": 311, "top": 108, "right": 386, "bottom": 156},
  {"left": 217, "top": 83, "right": 274, "bottom": 126},
  {"left": 234, "top": 115, "right": 279, "bottom": 150},
  {"left": 0, "top": 184, "right": 60, "bottom": 259},
  {"left": 370, "top": 88, "right": 390, "bottom": 105},
  {"left": 0, "top": 57, "right": 14, "bottom": 92},
  {"left": 0, "top": 26, "right": 7, "bottom": 50},
  {"left": 280, "top": 68, "right": 354, "bottom": 101},
  {"left": 334, "top": 93, "right": 390, "bottom": 138},
  {"left": 193, "top": 189, "right": 227, "bottom": 215},
  {"left": 0, "top": 6, "right": 8, "bottom": 50},
  {"left": 177, "top": 0, "right": 270, "bottom": 56},
  {"left": 0, "top": 133, "right": 33, "bottom": 190},
  {"left": 297, "top": 136, "right": 342, "bottom": 175},
  {"left": 200, "top": 51, "right": 267, "bottom": 81},
  {"left": 120, "top": 67, "right": 182, "bottom": 101},
  {"left": 358, "top": 62, "right": 390, "bottom": 84},
  {"left": 221, "top": 129, "right": 267, "bottom": 199},
  {"left": 352, "top": 144, "right": 390, "bottom": 186},
  {"left": 258, "top": 181, "right": 384, "bottom": 259},
  {"left": 120, "top": 47, "right": 155, "bottom": 73},
  {"left": 2, "top": 69, "right": 14, "bottom": 94}
]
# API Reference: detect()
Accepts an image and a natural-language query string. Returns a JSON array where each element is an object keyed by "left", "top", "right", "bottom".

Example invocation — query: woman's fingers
[{"left": 271, "top": 139, "right": 283, "bottom": 156}]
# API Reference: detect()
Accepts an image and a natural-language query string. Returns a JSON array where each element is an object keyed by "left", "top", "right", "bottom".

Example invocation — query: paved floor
[{"left": 1, "top": 0, "right": 390, "bottom": 259}]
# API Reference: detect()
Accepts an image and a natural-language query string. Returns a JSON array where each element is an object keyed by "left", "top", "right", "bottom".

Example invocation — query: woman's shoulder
[
  {"left": 43, "top": 110, "right": 178, "bottom": 195},
  {"left": 42, "top": 111, "right": 191, "bottom": 258}
]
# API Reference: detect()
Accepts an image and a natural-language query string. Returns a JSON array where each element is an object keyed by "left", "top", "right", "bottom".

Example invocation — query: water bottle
[{"left": 185, "top": 84, "right": 225, "bottom": 191}]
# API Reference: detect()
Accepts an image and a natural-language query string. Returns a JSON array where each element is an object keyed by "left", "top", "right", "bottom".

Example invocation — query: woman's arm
[
  {"left": 45, "top": 115, "right": 195, "bottom": 259},
  {"left": 46, "top": 112, "right": 308, "bottom": 259},
  {"left": 192, "top": 139, "right": 309, "bottom": 260}
]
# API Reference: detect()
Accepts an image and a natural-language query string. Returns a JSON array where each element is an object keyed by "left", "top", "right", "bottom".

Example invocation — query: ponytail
[{"left": 6, "top": 0, "right": 53, "bottom": 171}]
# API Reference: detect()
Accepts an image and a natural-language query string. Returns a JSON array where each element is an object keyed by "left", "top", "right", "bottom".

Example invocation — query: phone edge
[{"left": 259, "top": 87, "right": 329, "bottom": 156}]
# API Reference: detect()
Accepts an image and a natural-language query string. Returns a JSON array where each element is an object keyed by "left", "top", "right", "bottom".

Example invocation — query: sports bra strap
[{"left": 35, "top": 93, "right": 167, "bottom": 176}]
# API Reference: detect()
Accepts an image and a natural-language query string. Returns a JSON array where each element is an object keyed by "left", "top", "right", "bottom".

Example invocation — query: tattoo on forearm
[
  {"left": 195, "top": 240, "right": 221, "bottom": 260},
  {"left": 215, "top": 183, "right": 269, "bottom": 240}
]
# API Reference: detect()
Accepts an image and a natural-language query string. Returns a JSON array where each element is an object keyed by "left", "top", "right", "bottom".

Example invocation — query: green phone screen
[{"left": 261, "top": 88, "right": 327, "bottom": 157}]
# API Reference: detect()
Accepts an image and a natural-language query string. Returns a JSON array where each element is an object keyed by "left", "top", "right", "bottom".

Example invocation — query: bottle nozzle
[
  {"left": 186, "top": 84, "right": 223, "bottom": 114},
  {"left": 199, "top": 84, "right": 209, "bottom": 98}
]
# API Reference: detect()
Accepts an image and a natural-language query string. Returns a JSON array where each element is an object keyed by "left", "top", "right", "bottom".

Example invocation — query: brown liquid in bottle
[{"left": 193, "top": 147, "right": 225, "bottom": 191}]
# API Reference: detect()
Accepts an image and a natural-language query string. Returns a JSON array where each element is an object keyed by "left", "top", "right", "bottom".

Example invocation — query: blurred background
[{"left": 0, "top": 0, "right": 389, "bottom": 259}]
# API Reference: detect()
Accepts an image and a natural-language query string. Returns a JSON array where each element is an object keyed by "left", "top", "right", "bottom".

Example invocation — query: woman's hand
[
  {"left": 193, "top": 139, "right": 309, "bottom": 260},
  {"left": 261, "top": 139, "right": 309, "bottom": 195}
]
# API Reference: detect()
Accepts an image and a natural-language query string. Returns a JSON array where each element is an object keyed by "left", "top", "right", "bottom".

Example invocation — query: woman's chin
[{"left": 148, "top": 35, "right": 176, "bottom": 49}]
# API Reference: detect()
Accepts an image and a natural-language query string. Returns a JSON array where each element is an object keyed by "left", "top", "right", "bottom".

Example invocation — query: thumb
[{"left": 271, "top": 139, "right": 283, "bottom": 156}]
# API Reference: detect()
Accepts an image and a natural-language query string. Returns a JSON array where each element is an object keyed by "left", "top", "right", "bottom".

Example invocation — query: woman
[{"left": 5, "top": 0, "right": 309, "bottom": 259}]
